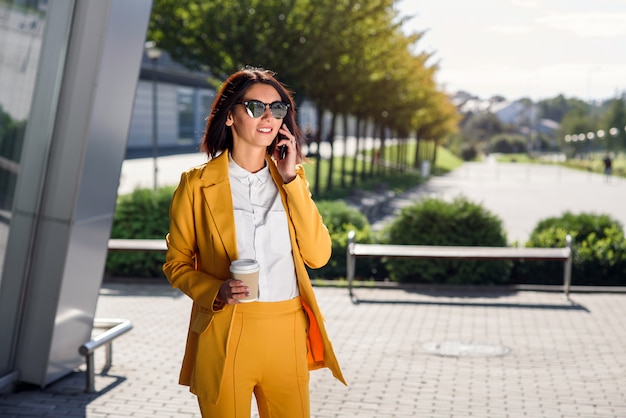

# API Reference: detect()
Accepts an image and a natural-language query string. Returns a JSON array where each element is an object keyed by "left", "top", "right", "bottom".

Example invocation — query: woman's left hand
[{"left": 273, "top": 125, "right": 297, "bottom": 184}]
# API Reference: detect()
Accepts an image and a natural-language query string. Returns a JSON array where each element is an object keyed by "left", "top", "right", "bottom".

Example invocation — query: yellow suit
[{"left": 163, "top": 151, "right": 346, "bottom": 403}]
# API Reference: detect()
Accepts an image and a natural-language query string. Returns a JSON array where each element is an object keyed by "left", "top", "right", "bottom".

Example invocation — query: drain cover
[{"left": 422, "top": 341, "right": 511, "bottom": 357}]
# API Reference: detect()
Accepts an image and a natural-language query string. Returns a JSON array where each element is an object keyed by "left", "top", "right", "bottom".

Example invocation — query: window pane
[
  {"left": 0, "top": 0, "right": 47, "bottom": 266},
  {"left": 177, "top": 87, "right": 194, "bottom": 143}
]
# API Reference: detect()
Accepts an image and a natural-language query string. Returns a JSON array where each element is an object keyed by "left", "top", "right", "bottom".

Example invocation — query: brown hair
[{"left": 201, "top": 67, "right": 303, "bottom": 161}]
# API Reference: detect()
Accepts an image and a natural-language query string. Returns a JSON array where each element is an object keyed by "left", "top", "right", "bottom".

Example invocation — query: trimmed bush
[
  {"left": 309, "top": 199, "right": 377, "bottom": 280},
  {"left": 461, "top": 145, "right": 478, "bottom": 161},
  {"left": 514, "top": 212, "right": 626, "bottom": 285},
  {"left": 106, "top": 190, "right": 375, "bottom": 280},
  {"left": 105, "top": 186, "right": 174, "bottom": 278},
  {"left": 382, "top": 196, "right": 510, "bottom": 284},
  {"left": 491, "top": 134, "right": 527, "bottom": 154}
]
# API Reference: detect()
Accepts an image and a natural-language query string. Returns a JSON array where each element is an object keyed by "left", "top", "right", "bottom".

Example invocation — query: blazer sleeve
[
  {"left": 163, "top": 171, "right": 226, "bottom": 312},
  {"left": 282, "top": 165, "right": 332, "bottom": 268}
]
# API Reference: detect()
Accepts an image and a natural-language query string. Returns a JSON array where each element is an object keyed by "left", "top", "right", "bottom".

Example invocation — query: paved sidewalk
[
  {"left": 1, "top": 282, "right": 625, "bottom": 417},
  {"left": 2, "top": 158, "right": 625, "bottom": 417},
  {"left": 372, "top": 159, "right": 626, "bottom": 243}
]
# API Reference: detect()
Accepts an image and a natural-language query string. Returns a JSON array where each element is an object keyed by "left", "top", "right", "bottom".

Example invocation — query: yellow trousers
[{"left": 197, "top": 297, "right": 310, "bottom": 418}]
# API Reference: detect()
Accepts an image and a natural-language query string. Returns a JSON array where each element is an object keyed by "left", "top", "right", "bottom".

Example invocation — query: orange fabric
[{"left": 300, "top": 300, "right": 324, "bottom": 364}]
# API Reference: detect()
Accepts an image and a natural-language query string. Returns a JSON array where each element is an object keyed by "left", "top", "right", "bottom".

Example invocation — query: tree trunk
[
  {"left": 325, "top": 112, "right": 337, "bottom": 191},
  {"left": 401, "top": 133, "right": 406, "bottom": 171},
  {"left": 395, "top": 132, "right": 403, "bottom": 172},
  {"left": 313, "top": 103, "right": 324, "bottom": 196},
  {"left": 351, "top": 116, "right": 361, "bottom": 186},
  {"left": 378, "top": 124, "right": 386, "bottom": 176},
  {"left": 413, "top": 129, "right": 421, "bottom": 169},
  {"left": 340, "top": 114, "right": 349, "bottom": 188},
  {"left": 361, "top": 119, "right": 369, "bottom": 181},
  {"left": 369, "top": 122, "right": 378, "bottom": 177}
]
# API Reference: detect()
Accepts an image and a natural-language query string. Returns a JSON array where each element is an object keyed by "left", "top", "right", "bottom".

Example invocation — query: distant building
[
  {"left": 127, "top": 51, "right": 216, "bottom": 158},
  {"left": 451, "top": 91, "right": 560, "bottom": 140},
  {"left": 128, "top": 52, "right": 325, "bottom": 158}
]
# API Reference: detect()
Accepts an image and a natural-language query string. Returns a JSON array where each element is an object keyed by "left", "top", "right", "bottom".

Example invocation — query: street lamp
[{"left": 145, "top": 41, "right": 162, "bottom": 190}]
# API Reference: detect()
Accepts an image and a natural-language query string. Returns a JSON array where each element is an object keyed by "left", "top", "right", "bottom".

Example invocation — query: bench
[
  {"left": 346, "top": 230, "right": 573, "bottom": 302},
  {"left": 107, "top": 238, "right": 167, "bottom": 253},
  {"left": 76, "top": 239, "right": 167, "bottom": 393},
  {"left": 79, "top": 318, "right": 133, "bottom": 393}
]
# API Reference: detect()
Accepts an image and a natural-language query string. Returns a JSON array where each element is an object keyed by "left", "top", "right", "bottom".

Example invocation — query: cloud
[
  {"left": 511, "top": 0, "right": 538, "bottom": 8},
  {"left": 437, "top": 62, "right": 626, "bottom": 100},
  {"left": 487, "top": 25, "right": 532, "bottom": 35},
  {"left": 538, "top": 12, "right": 626, "bottom": 37}
]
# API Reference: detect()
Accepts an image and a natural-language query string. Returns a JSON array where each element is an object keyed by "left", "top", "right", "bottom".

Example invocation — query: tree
[
  {"left": 600, "top": 95, "right": 626, "bottom": 152},
  {"left": 147, "top": 0, "right": 458, "bottom": 186},
  {"left": 538, "top": 94, "right": 570, "bottom": 122},
  {"left": 461, "top": 112, "right": 503, "bottom": 143},
  {"left": 412, "top": 89, "right": 459, "bottom": 166},
  {"left": 296, "top": 0, "right": 412, "bottom": 189},
  {"left": 559, "top": 101, "right": 595, "bottom": 155},
  {"left": 148, "top": 0, "right": 312, "bottom": 95}
]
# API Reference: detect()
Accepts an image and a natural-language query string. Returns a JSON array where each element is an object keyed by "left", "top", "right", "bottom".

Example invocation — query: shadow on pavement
[
  {"left": 350, "top": 297, "right": 589, "bottom": 311},
  {"left": 99, "top": 280, "right": 183, "bottom": 298},
  {"left": 1, "top": 371, "right": 127, "bottom": 418},
  {"left": 349, "top": 286, "right": 589, "bottom": 311}
]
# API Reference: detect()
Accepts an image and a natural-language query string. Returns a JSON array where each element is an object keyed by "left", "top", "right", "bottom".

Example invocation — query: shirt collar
[{"left": 228, "top": 152, "right": 270, "bottom": 185}]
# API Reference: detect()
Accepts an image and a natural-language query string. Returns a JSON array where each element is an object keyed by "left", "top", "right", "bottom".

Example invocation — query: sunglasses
[{"left": 238, "top": 100, "right": 290, "bottom": 119}]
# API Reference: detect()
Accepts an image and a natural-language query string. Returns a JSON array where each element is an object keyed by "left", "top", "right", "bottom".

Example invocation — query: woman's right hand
[{"left": 217, "top": 279, "right": 250, "bottom": 305}]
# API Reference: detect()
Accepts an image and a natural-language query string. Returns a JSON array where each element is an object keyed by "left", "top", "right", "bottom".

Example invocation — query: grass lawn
[
  {"left": 493, "top": 151, "right": 626, "bottom": 178},
  {"left": 303, "top": 143, "right": 463, "bottom": 201}
]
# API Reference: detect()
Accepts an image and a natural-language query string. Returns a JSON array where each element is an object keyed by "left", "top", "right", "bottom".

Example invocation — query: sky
[{"left": 395, "top": 0, "right": 626, "bottom": 102}]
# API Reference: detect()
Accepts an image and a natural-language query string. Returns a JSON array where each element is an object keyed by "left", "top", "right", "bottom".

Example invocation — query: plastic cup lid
[{"left": 230, "top": 259, "right": 260, "bottom": 272}]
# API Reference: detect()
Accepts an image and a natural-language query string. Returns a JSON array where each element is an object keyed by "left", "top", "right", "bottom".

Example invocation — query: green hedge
[
  {"left": 514, "top": 212, "right": 626, "bottom": 286},
  {"left": 309, "top": 200, "right": 378, "bottom": 280},
  {"left": 106, "top": 188, "right": 626, "bottom": 287},
  {"left": 382, "top": 196, "right": 510, "bottom": 284},
  {"left": 105, "top": 189, "right": 376, "bottom": 280},
  {"left": 105, "top": 187, "right": 173, "bottom": 278}
]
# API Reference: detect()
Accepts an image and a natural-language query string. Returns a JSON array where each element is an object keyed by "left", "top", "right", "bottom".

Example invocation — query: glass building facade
[
  {"left": 0, "top": 0, "right": 50, "bottom": 277},
  {"left": 0, "top": 0, "right": 152, "bottom": 390}
]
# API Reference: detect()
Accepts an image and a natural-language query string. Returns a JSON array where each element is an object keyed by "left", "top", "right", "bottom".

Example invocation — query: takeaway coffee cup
[{"left": 229, "top": 259, "right": 260, "bottom": 302}]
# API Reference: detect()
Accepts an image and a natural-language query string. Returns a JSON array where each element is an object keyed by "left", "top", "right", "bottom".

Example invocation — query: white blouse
[{"left": 228, "top": 154, "right": 299, "bottom": 301}]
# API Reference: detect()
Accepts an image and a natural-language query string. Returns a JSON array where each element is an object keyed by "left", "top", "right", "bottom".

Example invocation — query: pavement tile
[{"left": 2, "top": 160, "right": 626, "bottom": 417}]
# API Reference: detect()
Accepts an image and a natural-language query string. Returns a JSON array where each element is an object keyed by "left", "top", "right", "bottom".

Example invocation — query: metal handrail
[
  {"left": 80, "top": 239, "right": 164, "bottom": 392},
  {"left": 79, "top": 318, "right": 133, "bottom": 393}
]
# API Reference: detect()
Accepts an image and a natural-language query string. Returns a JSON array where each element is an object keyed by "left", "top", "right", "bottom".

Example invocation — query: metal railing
[
  {"left": 78, "top": 318, "right": 133, "bottom": 393},
  {"left": 75, "top": 239, "right": 167, "bottom": 393}
]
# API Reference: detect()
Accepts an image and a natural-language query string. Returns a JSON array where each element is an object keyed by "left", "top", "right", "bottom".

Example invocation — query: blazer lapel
[{"left": 200, "top": 152, "right": 237, "bottom": 263}]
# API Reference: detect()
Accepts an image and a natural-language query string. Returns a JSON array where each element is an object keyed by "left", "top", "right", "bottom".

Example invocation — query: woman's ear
[{"left": 226, "top": 112, "right": 234, "bottom": 127}]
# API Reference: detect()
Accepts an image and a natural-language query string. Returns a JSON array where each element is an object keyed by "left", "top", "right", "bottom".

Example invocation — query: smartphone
[
  {"left": 279, "top": 145, "right": 288, "bottom": 160},
  {"left": 278, "top": 134, "right": 288, "bottom": 159}
]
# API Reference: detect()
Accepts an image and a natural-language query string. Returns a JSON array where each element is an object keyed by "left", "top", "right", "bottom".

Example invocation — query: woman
[{"left": 163, "top": 67, "right": 346, "bottom": 418}]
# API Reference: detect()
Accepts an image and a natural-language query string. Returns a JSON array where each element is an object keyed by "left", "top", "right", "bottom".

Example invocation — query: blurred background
[{"left": 0, "top": 0, "right": 625, "bottom": 397}]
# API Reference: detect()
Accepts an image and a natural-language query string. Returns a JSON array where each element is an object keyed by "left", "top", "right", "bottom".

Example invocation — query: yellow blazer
[{"left": 163, "top": 151, "right": 346, "bottom": 403}]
